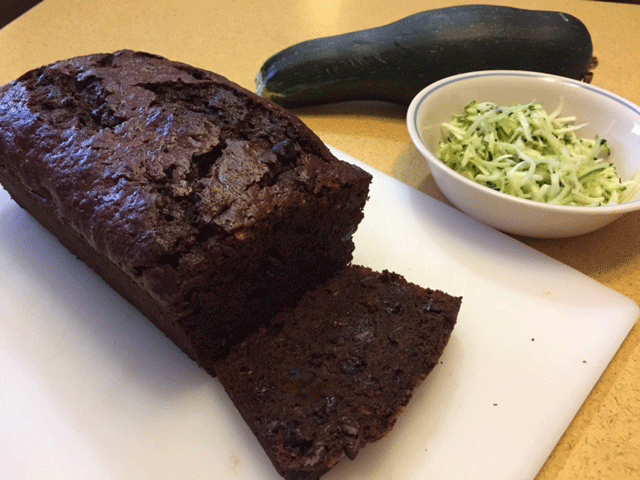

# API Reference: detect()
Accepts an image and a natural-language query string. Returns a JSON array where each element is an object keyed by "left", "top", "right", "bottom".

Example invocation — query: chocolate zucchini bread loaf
[
  {"left": 0, "top": 50, "right": 372, "bottom": 372},
  {"left": 214, "top": 265, "right": 461, "bottom": 480}
]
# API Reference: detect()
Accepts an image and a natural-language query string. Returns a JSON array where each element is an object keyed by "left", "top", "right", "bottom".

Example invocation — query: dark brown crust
[
  {"left": 215, "top": 265, "right": 461, "bottom": 480},
  {"left": 0, "top": 50, "right": 372, "bottom": 370}
]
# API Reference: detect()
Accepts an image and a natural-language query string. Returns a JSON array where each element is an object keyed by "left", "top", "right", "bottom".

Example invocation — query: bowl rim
[{"left": 406, "top": 70, "right": 640, "bottom": 215}]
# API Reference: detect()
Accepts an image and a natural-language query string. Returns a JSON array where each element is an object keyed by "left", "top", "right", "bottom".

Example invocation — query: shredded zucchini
[{"left": 438, "top": 101, "right": 639, "bottom": 206}]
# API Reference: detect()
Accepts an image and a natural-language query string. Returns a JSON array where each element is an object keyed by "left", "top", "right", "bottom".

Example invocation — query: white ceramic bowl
[{"left": 407, "top": 70, "right": 640, "bottom": 238}]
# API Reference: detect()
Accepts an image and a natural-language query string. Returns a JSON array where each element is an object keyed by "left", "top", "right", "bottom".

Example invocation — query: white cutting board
[{"left": 0, "top": 147, "right": 637, "bottom": 480}]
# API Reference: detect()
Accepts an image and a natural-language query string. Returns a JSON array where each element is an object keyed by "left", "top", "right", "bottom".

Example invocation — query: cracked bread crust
[
  {"left": 0, "top": 50, "right": 372, "bottom": 369},
  {"left": 215, "top": 265, "right": 461, "bottom": 480}
]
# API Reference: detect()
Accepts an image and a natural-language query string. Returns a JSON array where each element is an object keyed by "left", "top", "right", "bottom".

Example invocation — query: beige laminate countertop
[{"left": 1, "top": 0, "right": 638, "bottom": 478}]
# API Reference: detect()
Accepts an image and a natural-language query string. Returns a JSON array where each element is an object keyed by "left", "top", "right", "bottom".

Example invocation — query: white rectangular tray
[{"left": 1, "top": 147, "right": 637, "bottom": 480}]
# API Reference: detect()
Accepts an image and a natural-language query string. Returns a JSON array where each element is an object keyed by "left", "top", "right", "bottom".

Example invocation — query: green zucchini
[{"left": 256, "top": 5, "right": 595, "bottom": 107}]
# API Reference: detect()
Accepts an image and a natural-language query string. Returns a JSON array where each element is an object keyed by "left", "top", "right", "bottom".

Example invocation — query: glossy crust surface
[{"left": 0, "top": 50, "right": 372, "bottom": 370}]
